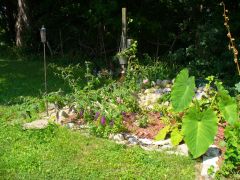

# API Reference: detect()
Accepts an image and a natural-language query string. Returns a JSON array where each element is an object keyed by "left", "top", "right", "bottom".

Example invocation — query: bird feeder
[
  {"left": 40, "top": 25, "right": 46, "bottom": 43},
  {"left": 40, "top": 25, "right": 48, "bottom": 116}
]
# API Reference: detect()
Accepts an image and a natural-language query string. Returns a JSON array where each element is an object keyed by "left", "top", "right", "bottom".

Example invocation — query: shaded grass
[
  {"left": 0, "top": 59, "right": 67, "bottom": 105},
  {"left": 0, "top": 58, "right": 196, "bottom": 179}
]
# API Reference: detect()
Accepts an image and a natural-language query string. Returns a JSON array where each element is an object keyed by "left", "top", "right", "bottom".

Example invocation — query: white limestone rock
[
  {"left": 23, "top": 119, "right": 49, "bottom": 130},
  {"left": 153, "top": 139, "right": 172, "bottom": 146},
  {"left": 113, "top": 134, "right": 125, "bottom": 142},
  {"left": 139, "top": 138, "right": 153, "bottom": 146},
  {"left": 176, "top": 144, "right": 189, "bottom": 156}
]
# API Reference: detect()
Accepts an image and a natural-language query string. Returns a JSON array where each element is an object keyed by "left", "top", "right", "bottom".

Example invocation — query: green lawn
[{"left": 0, "top": 58, "right": 196, "bottom": 179}]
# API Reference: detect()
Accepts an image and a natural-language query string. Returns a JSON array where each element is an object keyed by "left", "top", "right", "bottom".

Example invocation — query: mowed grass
[{"left": 0, "top": 58, "right": 196, "bottom": 179}]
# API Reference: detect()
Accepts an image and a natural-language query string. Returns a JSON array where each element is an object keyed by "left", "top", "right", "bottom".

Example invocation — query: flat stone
[
  {"left": 140, "top": 145, "right": 155, "bottom": 151},
  {"left": 160, "top": 80, "right": 171, "bottom": 87},
  {"left": 162, "top": 88, "right": 171, "bottom": 93},
  {"left": 67, "top": 123, "right": 74, "bottom": 129},
  {"left": 113, "top": 134, "right": 125, "bottom": 142},
  {"left": 128, "top": 137, "right": 139, "bottom": 145},
  {"left": 177, "top": 144, "right": 189, "bottom": 156},
  {"left": 124, "top": 134, "right": 138, "bottom": 139},
  {"left": 115, "top": 140, "right": 128, "bottom": 145},
  {"left": 48, "top": 103, "right": 56, "bottom": 110},
  {"left": 23, "top": 119, "right": 49, "bottom": 129},
  {"left": 160, "top": 144, "right": 173, "bottom": 150},
  {"left": 139, "top": 138, "right": 153, "bottom": 146},
  {"left": 201, "top": 156, "right": 219, "bottom": 178},
  {"left": 79, "top": 125, "right": 89, "bottom": 129},
  {"left": 153, "top": 139, "right": 171, "bottom": 146}
]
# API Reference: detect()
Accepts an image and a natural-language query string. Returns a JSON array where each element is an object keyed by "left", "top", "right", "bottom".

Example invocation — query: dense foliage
[{"left": 0, "top": 1, "right": 240, "bottom": 78}]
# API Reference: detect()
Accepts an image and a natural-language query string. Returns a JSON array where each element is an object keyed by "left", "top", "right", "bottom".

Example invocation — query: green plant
[
  {"left": 117, "top": 40, "right": 138, "bottom": 60},
  {"left": 138, "top": 114, "right": 148, "bottom": 128},
  {"left": 218, "top": 121, "right": 240, "bottom": 176},
  {"left": 170, "top": 69, "right": 238, "bottom": 158}
]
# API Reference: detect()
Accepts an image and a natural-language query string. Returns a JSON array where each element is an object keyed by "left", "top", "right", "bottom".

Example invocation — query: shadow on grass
[{"left": 0, "top": 59, "right": 68, "bottom": 105}]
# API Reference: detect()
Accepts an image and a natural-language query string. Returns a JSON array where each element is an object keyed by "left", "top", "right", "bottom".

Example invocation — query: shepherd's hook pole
[{"left": 43, "top": 42, "right": 48, "bottom": 116}]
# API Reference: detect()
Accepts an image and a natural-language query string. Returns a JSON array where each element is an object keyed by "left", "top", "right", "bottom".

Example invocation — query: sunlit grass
[{"left": 0, "top": 57, "right": 196, "bottom": 179}]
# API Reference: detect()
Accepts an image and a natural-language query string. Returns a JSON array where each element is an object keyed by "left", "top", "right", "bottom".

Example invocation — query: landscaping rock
[
  {"left": 156, "top": 79, "right": 161, "bottom": 86},
  {"left": 201, "top": 145, "right": 221, "bottom": 179},
  {"left": 162, "top": 87, "right": 171, "bottom": 93},
  {"left": 161, "top": 144, "right": 173, "bottom": 150},
  {"left": 153, "top": 139, "right": 172, "bottom": 146},
  {"left": 48, "top": 103, "right": 56, "bottom": 110},
  {"left": 113, "top": 134, "right": 125, "bottom": 142},
  {"left": 79, "top": 125, "right": 90, "bottom": 129},
  {"left": 155, "top": 89, "right": 163, "bottom": 94},
  {"left": 128, "top": 136, "right": 139, "bottom": 145},
  {"left": 140, "top": 145, "right": 155, "bottom": 151},
  {"left": 205, "top": 145, "right": 221, "bottom": 157},
  {"left": 23, "top": 119, "right": 49, "bottom": 129},
  {"left": 139, "top": 138, "right": 153, "bottom": 146},
  {"left": 160, "top": 80, "right": 171, "bottom": 88},
  {"left": 176, "top": 144, "right": 189, "bottom": 156},
  {"left": 201, "top": 156, "right": 219, "bottom": 179},
  {"left": 67, "top": 122, "right": 74, "bottom": 129},
  {"left": 60, "top": 110, "right": 69, "bottom": 118}
]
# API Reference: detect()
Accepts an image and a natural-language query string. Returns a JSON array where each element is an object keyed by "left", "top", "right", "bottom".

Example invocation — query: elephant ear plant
[{"left": 170, "top": 69, "right": 238, "bottom": 158}]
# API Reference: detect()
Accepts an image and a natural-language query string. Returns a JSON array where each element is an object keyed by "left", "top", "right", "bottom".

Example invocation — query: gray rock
[
  {"left": 128, "top": 137, "right": 139, "bottom": 145},
  {"left": 155, "top": 89, "right": 163, "bottom": 94},
  {"left": 162, "top": 88, "right": 171, "bottom": 93},
  {"left": 205, "top": 145, "right": 221, "bottom": 157},
  {"left": 160, "top": 80, "right": 171, "bottom": 87},
  {"left": 23, "top": 119, "right": 49, "bottom": 130},
  {"left": 156, "top": 79, "right": 161, "bottom": 86},
  {"left": 139, "top": 138, "right": 153, "bottom": 146}
]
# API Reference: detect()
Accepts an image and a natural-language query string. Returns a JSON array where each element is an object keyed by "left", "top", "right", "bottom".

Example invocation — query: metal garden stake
[{"left": 40, "top": 25, "right": 48, "bottom": 116}]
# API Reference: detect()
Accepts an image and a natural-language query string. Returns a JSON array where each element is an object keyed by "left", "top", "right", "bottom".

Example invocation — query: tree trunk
[{"left": 15, "top": 0, "right": 28, "bottom": 47}]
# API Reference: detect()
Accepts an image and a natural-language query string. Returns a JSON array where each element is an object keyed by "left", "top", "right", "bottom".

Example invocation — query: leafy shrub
[
  {"left": 218, "top": 121, "right": 240, "bottom": 176},
  {"left": 170, "top": 69, "right": 238, "bottom": 158}
]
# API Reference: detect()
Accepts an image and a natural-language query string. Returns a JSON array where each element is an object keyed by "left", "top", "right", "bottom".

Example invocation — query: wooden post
[
  {"left": 121, "top": 7, "right": 127, "bottom": 78},
  {"left": 122, "top": 7, "right": 127, "bottom": 50}
]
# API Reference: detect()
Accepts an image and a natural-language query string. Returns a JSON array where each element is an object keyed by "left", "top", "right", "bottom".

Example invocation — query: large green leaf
[
  {"left": 216, "top": 82, "right": 238, "bottom": 125},
  {"left": 182, "top": 107, "right": 218, "bottom": 158},
  {"left": 170, "top": 128, "right": 183, "bottom": 146},
  {"left": 171, "top": 69, "right": 195, "bottom": 112},
  {"left": 155, "top": 125, "right": 170, "bottom": 141}
]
